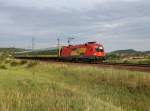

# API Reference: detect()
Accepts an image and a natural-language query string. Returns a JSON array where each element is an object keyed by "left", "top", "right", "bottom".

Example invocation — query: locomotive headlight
[{"left": 99, "top": 46, "right": 103, "bottom": 49}]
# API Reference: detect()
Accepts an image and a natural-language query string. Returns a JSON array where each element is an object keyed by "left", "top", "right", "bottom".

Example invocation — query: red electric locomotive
[
  {"left": 15, "top": 41, "right": 106, "bottom": 62},
  {"left": 60, "top": 41, "right": 106, "bottom": 62}
]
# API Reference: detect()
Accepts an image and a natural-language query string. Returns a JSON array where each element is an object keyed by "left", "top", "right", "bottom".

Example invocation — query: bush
[
  {"left": 138, "top": 60, "right": 150, "bottom": 64},
  {"left": 0, "top": 64, "right": 7, "bottom": 70},
  {"left": 19, "top": 60, "right": 27, "bottom": 65},
  {"left": 146, "top": 56, "right": 150, "bottom": 59},
  {"left": 4, "top": 58, "right": 12, "bottom": 64},
  {"left": 26, "top": 61, "right": 38, "bottom": 68},
  {"left": 10, "top": 61, "right": 19, "bottom": 67},
  {"left": 106, "top": 54, "right": 120, "bottom": 60},
  {"left": 123, "top": 60, "right": 130, "bottom": 64}
]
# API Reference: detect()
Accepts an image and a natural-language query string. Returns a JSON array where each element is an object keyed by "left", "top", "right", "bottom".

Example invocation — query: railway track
[
  {"left": 94, "top": 62, "right": 150, "bottom": 72},
  {"left": 97, "top": 62, "right": 150, "bottom": 67},
  {"left": 16, "top": 58, "right": 150, "bottom": 72}
]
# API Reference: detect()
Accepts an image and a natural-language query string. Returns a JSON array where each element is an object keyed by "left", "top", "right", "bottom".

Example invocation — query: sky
[{"left": 0, "top": 0, "right": 150, "bottom": 52}]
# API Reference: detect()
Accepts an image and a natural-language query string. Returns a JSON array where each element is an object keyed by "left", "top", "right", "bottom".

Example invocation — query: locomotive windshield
[{"left": 96, "top": 46, "right": 104, "bottom": 52}]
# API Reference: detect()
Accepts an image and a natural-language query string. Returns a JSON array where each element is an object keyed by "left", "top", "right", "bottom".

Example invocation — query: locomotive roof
[
  {"left": 15, "top": 42, "right": 103, "bottom": 54},
  {"left": 65, "top": 42, "right": 102, "bottom": 48}
]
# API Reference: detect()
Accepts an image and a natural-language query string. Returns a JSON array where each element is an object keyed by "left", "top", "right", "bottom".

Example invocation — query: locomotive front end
[{"left": 93, "top": 44, "right": 106, "bottom": 61}]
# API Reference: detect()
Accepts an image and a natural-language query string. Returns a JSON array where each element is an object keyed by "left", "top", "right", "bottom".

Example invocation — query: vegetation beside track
[
  {"left": 106, "top": 49, "right": 150, "bottom": 65},
  {"left": 105, "top": 57, "right": 150, "bottom": 65},
  {"left": 0, "top": 59, "right": 150, "bottom": 111}
]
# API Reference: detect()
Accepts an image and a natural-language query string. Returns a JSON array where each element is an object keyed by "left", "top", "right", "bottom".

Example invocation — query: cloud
[{"left": 0, "top": 0, "right": 150, "bottom": 51}]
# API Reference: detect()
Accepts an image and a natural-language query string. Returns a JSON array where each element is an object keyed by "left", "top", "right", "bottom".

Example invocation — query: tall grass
[{"left": 0, "top": 60, "right": 150, "bottom": 111}]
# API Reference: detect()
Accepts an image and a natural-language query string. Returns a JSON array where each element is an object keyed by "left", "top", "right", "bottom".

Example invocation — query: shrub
[
  {"left": 123, "top": 60, "right": 130, "bottom": 64},
  {"left": 146, "top": 56, "right": 150, "bottom": 59},
  {"left": 9, "top": 60, "right": 28, "bottom": 66},
  {"left": 26, "top": 61, "right": 38, "bottom": 68},
  {"left": 19, "top": 60, "right": 27, "bottom": 65},
  {"left": 10, "top": 61, "right": 19, "bottom": 67},
  {"left": 4, "top": 58, "right": 12, "bottom": 64},
  {"left": 106, "top": 54, "right": 120, "bottom": 60},
  {"left": 0, "top": 64, "right": 7, "bottom": 70},
  {"left": 138, "top": 60, "right": 150, "bottom": 64}
]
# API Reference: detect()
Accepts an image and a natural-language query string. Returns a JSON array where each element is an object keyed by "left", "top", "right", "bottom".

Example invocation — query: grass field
[{"left": 0, "top": 59, "right": 150, "bottom": 111}]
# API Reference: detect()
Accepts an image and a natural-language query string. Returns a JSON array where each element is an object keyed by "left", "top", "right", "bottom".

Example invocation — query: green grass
[{"left": 0, "top": 59, "right": 150, "bottom": 111}]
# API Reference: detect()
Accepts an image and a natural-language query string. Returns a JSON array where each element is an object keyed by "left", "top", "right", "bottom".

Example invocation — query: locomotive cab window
[{"left": 96, "top": 46, "right": 103, "bottom": 52}]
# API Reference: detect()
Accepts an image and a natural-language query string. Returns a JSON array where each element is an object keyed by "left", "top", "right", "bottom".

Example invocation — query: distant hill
[
  {"left": 110, "top": 49, "right": 137, "bottom": 54},
  {"left": 143, "top": 51, "right": 150, "bottom": 55},
  {"left": 109, "top": 49, "right": 150, "bottom": 56}
]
